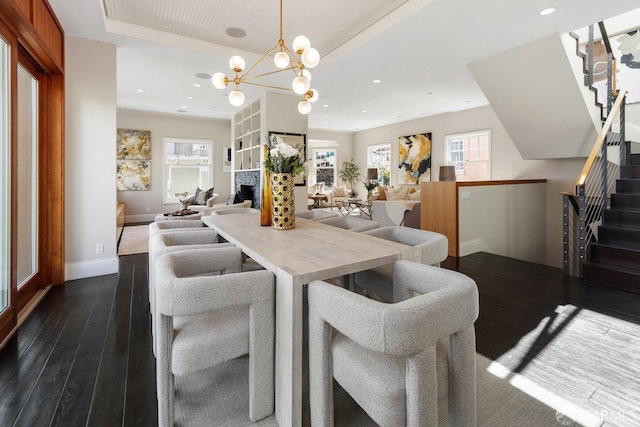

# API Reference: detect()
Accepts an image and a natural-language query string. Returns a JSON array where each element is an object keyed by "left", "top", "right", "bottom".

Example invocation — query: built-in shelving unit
[{"left": 233, "top": 99, "right": 262, "bottom": 171}]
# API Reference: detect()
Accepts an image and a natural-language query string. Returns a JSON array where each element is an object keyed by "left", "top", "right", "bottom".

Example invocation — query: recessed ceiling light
[
  {"left": 373, "top": 79, "right": 381, "bottom": 83},
  {"left": 539, "top": 7, "right": 556, "bottom": 16},
  {"left": 225, "top": 27, "right": 247, "bottom": 38},
  {"left": 136, "top": 89, "right": 144, "bottom": 93},
  {"left": 187, "top": 96, "right": 194, "bottom": 100},
  {"left": 324, "top": 122, "right": 329, "bottom": 125},
  {"left": 341, "top": 116, "right": 346, "bottom": 119},
  {"left": 195, "top": 73, "right": 212, "bottom": 80},
  {"left": 362, "top": 110, "right": 367, "bottom": 113},
  {"left": 322, "top": 104, "right": 329, "bottom": 107},
  {"left": 194, "top": 83, "right": 201, "bottom": 88},
  {"left": 182, "top": 105, "right": 188, "bottom": 109}
]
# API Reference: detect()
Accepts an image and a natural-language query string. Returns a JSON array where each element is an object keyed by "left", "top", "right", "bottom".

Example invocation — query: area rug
[
  {"left": 173, "top": 353, "right": 595, "bottom": 426},
  {"left": 117, "top": 225, "right": 149, "bottom": 256}
]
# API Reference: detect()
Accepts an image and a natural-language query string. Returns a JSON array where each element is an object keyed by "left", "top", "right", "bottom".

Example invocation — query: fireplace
[{"left": 235, "top": 170, "right": 261, "bottom": 208}]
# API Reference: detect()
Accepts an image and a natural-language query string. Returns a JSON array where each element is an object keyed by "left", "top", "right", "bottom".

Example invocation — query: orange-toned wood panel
[
  {"left": 32, "top": 0, "right": 63, "bottom": 68},
  {"left": 421, "top": 181, "right": 458, "bottom": 257},
  {"left": 44, "top": 73, "right": 65, "bottom": 285},
  {"left": 12, "top": 0, "right": 32, "bottom": 22}
]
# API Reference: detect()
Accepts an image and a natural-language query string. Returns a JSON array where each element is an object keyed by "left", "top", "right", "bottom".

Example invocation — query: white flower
[{"left": 276, "top": 141, "right": 300, "bottom": 158}]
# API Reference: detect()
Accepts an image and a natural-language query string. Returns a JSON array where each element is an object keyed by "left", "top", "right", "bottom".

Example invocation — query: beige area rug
[
  {"left": 173, "top": 353, "right": 594, "bottom": 426},
  {"left": 117, "top": 225, "right": 149, "bottom": 256}
]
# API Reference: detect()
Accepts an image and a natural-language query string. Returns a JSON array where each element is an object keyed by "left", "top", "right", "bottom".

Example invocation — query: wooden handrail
[{"left": 574, "top": 90, "right": 627, "bottom": 192}]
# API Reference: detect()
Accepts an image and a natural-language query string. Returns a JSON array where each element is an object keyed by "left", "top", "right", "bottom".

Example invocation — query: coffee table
[
  {"left": 335, "top": 199, "right": 373, "bottom": 219},
  {"left": 154, "top": 209, "right": 202, "bottom": 221}
]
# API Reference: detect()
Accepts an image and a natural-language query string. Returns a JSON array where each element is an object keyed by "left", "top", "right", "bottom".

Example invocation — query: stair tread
[
  {"left": 599, "top": 222, "right": 640, "bottom": 231},
  {"left": 592, "top": 242, "right": 640, "bottom": 253},
  {"left": 584, "top": 261, "right": 640, "bottom": 276}
]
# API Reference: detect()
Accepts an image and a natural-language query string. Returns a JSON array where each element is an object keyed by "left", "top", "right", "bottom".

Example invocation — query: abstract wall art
[
  {"left": 398, "top": 132, "right": 432, "bottom": 184},
  {"left": 116, "top": 129, "right": 151, "bottom": 160},
  {"left": 612, "top": 29, "right": 640, "bottom": 104},
  {"left": 117, "top": 160, "right": 151, "bottom": 191}
]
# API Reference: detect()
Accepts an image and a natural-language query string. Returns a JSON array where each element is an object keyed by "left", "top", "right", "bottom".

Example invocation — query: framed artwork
[
  {"left": 611, "top": 29, "right": 640, "bottom": 104},
  {"left": 117, "top": 160, "right": 151, "bottom": 191},
  {"left": 398, "top": 133, "right": 432, "bottom": 184},
  {"left": 268, "top": 131, "right": 307, "bottom": 186},
  {"left": 116, "top": 129, "right": 151, "bottom": 160},
  {"left": 223, "top": 146, "right": 232, "bottom": 173}
]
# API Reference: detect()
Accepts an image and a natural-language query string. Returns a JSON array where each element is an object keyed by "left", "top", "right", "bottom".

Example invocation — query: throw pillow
[
  {"left": 193, "top": 187, "right": 205, "bottom": 205},
  {"left": 409, "top": 189, "right": 421, "bottom": 201},
  {"left": 387, "top": 189, "right": 408, "bottom": 201},
  {"left": 377, "top": 186, "right": 387, "bottom": 201},
  {"left": 333, "top": 185, "right": 347, "bottom": 197},
  {"left": 226, "top": 192, "right": 245, "bottom": 205},
  {"left": 193, "top": 187, "right": 214, "bottom": 205}
]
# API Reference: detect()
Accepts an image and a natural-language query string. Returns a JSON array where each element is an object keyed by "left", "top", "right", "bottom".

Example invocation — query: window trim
[
  {"left": 444, "top": 129, "right": 491, "bottom": 180},
  {"left": 162, "top": 137, "right": 214, "bottom": 204}
]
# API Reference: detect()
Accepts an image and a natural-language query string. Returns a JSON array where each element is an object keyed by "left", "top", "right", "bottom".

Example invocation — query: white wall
[
  {"left": 65, "top": 36, "right": 118, "bottom": 280},
  {"left": 458, "top": 183, "right": 547, "bottom": 264},
  {"left": 352, "top": 105, "right": 584, "bottom": 269},
  {"left": 117, "top": 110, "right": 231, "bottom": 222}
]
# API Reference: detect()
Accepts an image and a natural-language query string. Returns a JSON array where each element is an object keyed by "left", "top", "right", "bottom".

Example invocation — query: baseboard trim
[
  {"left": 65, "top": 257, "right": 119, "bottom": 281},
  {"left": 459, "top": 238, "right": 491, "bottom": 257}
]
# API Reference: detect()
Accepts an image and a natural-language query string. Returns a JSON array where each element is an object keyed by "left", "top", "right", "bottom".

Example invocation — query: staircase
[{"left": 584, "top": 152, "right": 640, "bottom": 292}]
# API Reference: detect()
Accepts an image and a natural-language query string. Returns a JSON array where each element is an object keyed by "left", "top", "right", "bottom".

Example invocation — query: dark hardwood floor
[{"left": 0, "top": 252, "right": 638, "bottom": 426}]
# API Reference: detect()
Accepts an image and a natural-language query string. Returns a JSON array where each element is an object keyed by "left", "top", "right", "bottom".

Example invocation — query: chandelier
[{"left": 211, "top": 0, "right": 320, "bottom": 114}]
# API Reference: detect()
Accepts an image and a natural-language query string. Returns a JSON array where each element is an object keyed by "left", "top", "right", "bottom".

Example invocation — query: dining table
[{"left": 203, "top": 211, "right": 420, "bottom": 427}]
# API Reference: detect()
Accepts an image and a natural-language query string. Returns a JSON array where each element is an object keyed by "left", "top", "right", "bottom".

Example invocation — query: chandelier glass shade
[{"left": 212, "top": 0, "right": 320, "bottom": 114}]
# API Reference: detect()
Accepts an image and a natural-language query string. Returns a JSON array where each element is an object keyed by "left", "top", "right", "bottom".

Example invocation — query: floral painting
[
  {"left": 398, "top": 133, "right": 432, "bottom": 184},
  {"left": 117, "top": 129, "right": 151, "bottom": 160},
  {"left": 117, "top": 160, "right": 151, "bottom": 191}
]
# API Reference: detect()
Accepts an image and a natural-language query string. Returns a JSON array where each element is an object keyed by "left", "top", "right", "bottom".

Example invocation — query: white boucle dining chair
[
  {"left": 148, "top": 219, "right": 207, "bottom": 237},
  {"left": 148, "top": 229, "right": 234, "bottom": 355},
  {"left": 155, "top": 247, "right": 275, "bottom": 426},
  {"left": 317, "top": 216, "right": 381, "bottom": 232},
  {"left": 353, "top": 226, "right": 448, "bottom": 302},
  {"left": 308, "top": 260, "right": 479, "bottom": 427}
]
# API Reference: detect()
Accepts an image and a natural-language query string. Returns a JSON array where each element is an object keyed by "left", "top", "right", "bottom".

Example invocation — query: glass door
[
  {"left": 0, "top": 36, "right": 9, "bottom": 317},
  {"left": 16, "top": 64, "right": 38, "bottom": 290}
]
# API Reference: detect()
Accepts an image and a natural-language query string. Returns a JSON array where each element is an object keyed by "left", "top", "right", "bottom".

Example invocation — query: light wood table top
[
  {"left": 203, "top": 211, "right": 418, "bottom": 285},
  {"left": 203, "top": 211, "right": 419, "bottom": 427}
]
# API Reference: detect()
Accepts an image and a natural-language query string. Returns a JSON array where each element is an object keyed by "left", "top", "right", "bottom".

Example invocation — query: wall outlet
[
  {"left": 461, "top": 191, "right": 471, "bottom": 200},
  {"left": 96, "top": 243, "right": 104, "bottom": 255},
  {"left": 145, "top": 206, "right": 150, "bottom": 212}
]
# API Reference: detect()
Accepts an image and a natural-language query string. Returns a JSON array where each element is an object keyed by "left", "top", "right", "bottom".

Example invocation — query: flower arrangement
[
  {"left": 264, "top": 135, "right": 306, "bottom": 175},
  {"left": 363, "top": 180, "right": 378, "bottom": 192}
]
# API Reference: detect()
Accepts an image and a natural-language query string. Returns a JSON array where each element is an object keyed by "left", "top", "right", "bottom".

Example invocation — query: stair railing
[
  {"left": 570, "top": 22, "right": 617, "bottom": 118},
  {"left": 563, "top": 91, "right": 627, "bottom": 277}
]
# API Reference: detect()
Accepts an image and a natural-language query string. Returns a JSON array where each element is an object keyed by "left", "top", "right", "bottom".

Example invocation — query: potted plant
[{"left": 338, "top": 159, "right": 361, "bottom": 196}]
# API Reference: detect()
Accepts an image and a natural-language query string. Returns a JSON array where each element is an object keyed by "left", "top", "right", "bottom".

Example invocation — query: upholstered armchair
[
  {"left": 148, "top": 230, "right": 234, "bottom": 355},
  {"left": 353, "top": 226, "right": 448, "bottom": 302},
  {"left": 308, "top": 260, "right": 479, "bottom": 426},
  {"left": 296, "top": 210, "right": 339, "bottom": 221},
  {"left": 179, "top": 187, "right": 220, "bottom": 212},
  {"left": 318, "top": 216, "right": 381, "bottom": 233},
  {"left": 148, "top": 219, "right": 206, "bottom": 237},
  {"left": 155, "top": 248, "right": 275, "bottom": 426}
]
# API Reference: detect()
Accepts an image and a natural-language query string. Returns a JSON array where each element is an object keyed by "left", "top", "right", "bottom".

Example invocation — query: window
[
  {"left": 445, "top": 130, "right": 491, "bottom": 181},
  {"left": 367, "top": 144, "right": 391, "bottom": 186},
  {"left": 163, "top": 137, "right": 213, "bottom": 203},
  {"left": 313, "top": 149, "right": 336, "bottom": 188}
]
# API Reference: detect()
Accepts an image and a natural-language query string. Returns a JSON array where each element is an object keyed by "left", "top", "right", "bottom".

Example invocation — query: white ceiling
[{"left": 48, "top": 0, "right": 640, "bottom": 132}]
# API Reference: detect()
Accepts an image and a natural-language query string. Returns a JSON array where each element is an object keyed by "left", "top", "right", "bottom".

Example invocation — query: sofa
[
  {"left": 370, "top": 185, "right": 422, "bottom": 228},
  {"left": 307, "top": 183, "right": 351, "bottom": 210},
  {"left": 181, "top": 187, "right": 220, "bottom": 213}
]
